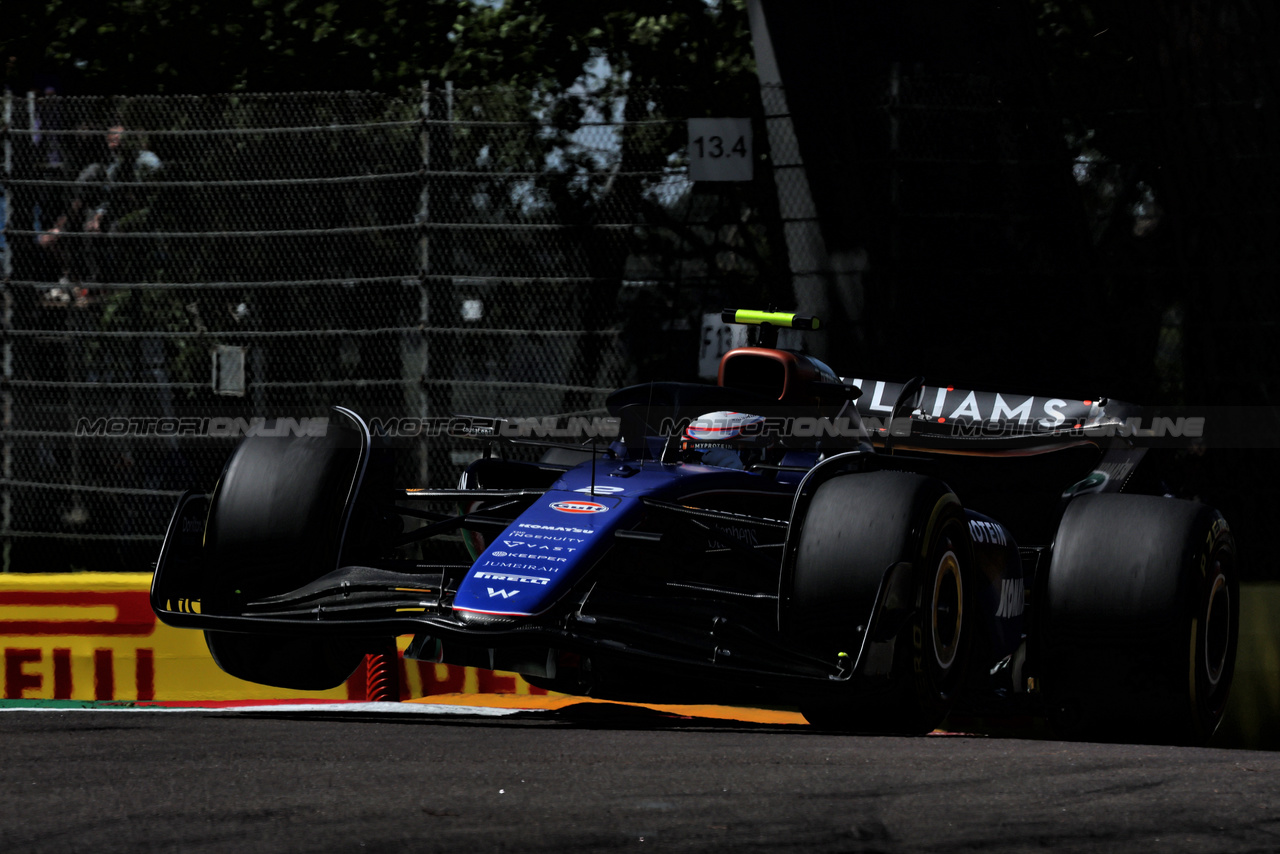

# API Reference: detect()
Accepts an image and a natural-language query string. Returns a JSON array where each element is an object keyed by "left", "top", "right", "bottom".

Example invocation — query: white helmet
[
  {"left": 685, "top": 411, "right": 766, "bottom": 443},
  {"left": 682, "top": 411, "right": 768, "bottom": 469}
]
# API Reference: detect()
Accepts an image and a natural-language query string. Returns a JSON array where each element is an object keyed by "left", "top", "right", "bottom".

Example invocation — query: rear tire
[
  {"left": 1041, "top": 494, "right": 1238, "bottom": 745},
  {"left": 784, "top": 471, "right": 972, "bottom": 734}
]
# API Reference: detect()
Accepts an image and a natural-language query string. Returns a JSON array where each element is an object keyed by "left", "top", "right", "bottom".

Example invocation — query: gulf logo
[{"left": 549, "top": 500, "right": 610, "bottom": 515}]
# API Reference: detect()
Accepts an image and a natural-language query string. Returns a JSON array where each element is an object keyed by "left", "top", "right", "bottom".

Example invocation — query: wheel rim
[
  {"left": 932, "top": 549, "right": 963, "bottom": 670},
  {"left": 1204, "top": 564, "right": 1230, "bottom": 688}
]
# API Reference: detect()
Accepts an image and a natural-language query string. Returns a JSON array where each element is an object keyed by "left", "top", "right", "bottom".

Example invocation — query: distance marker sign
[{"left": 688, "top": 117, "right": 753, "bottom": 181}]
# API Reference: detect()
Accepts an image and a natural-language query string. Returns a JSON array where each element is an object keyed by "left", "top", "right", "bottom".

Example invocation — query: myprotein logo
[{"left": 549, "top": 500, "right": 609, "bottom": 515}]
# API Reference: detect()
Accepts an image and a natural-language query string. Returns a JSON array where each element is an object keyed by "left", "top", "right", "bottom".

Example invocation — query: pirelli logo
[
  {"left": 0, "top": 591, "right": 157, "bottom": 637},
  {"left": 1, "top": 589, "right": 160, "bottom": 702},
  {"left": 474, "top": 572, "right": 549, "bottom": 586}
]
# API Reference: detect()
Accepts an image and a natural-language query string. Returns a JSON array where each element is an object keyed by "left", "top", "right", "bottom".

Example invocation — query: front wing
[{"left": 149, "top": 490, "right": 863, "bottom": 693}]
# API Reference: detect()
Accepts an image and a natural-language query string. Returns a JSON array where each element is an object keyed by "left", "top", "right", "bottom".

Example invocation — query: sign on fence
[{"left": 687, "top": 117, "right": 753, "bottom": 181}]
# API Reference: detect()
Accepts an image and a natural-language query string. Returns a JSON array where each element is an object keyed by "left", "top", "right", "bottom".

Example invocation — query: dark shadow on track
[{"left": 5, "top": 709, "right": 1280, "bottom": 853}]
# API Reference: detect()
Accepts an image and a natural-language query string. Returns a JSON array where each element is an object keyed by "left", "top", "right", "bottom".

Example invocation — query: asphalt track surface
[{"left": 4, "top": 704, "right": 1280, "bottom": 853}]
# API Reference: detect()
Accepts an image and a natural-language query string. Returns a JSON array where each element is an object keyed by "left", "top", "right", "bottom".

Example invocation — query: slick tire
[
  {"left": 202, "top": 412, "right": 366, "bottom": 609},
  {"left": 785, "top": 471, "right": 972, "bottom": 734},
  {"left": 1041, "top": 494, "right": 1238, "bottom": 745},
  {"left": 200, "top": 409, "right": 373, "bottom": 690},
  {"left": 204, "top": 631, "right": 365, "bottom": 691}
]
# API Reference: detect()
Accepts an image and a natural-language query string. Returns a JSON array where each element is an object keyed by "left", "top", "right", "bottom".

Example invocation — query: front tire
[
  {"left": 204, "top": 631, "right": 366, "bottom": 691},
  {"left": 200, "top": 409, "right": 373, "bottom": 690},
  {"left": 784, "top": 471, "right": 972, "bottom": 734},
  {"left": 1041, "top": 494, "right": 1238, "bottom": 745}
]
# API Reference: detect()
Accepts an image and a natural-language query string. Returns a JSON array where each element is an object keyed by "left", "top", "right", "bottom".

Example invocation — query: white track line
[{"left": 0, "top": 702, "right": 530, "bottom": 715}]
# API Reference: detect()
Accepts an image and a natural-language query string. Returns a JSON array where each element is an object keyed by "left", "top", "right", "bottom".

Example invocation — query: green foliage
[
  {"left": 3, "top": 0, "right": 464, "bottom": 94},
  {"left": 5, "top": 0, "right": 774, "bottom": 402},
  {"left": 3, "top": 0, "right": 755, "bottom": 97}
]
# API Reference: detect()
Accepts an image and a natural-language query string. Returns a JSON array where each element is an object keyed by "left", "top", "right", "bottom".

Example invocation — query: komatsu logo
[
  {"left": 518, "top": 523, "right": 593, "bottom": 534},
  {"left": 995, "top": 578, "right": 1025, "bottom": 618}
]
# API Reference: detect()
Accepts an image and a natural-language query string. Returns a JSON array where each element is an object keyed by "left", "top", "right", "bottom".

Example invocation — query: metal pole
[
  {"left": 887, "top": 61, "right": 901, "bottom": 320},
  {"left": 744, "top": 0, "right": 836, "bottom": 358},
  {"left": 1, "top": 88, "right": 13, "bottom": 571},
  {"left": 417, "top": 80, "right": 431, "bottom": 486}
]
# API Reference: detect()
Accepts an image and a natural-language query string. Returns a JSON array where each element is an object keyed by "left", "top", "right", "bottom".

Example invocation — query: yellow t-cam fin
[{"left": 720, "top": 308, "right": 820, "bottom": 330}]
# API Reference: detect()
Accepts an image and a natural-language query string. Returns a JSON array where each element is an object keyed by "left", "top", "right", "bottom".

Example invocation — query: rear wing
[{"left": 848, "top": 378, "right": 1145, "bottom": 449}]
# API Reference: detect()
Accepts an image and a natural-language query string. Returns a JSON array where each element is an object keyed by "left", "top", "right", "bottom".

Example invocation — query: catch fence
[
  {"left": 0, "top": 85, "right": 784, "bottom": 572},
  {"left": 9, "top": 65, "right": 1275, "bottom": 578}
]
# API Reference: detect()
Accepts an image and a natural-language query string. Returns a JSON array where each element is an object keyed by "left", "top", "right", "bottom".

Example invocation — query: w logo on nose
[{"left": 487, "top": 588, "right": 519, "bottom": 599}]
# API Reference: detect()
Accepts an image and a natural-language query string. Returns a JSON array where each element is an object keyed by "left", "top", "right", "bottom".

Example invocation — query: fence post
[
  {"left": 1, "top": 87, "right": 12, "bottom": 571},
  {"left": 420, "top": 80, "right": 456, "bottom": 486},
  {"left": 416, "top": 80, "right": 432, "bottom": 486},
  {"left": 745, "top": 0, "right": 838, "bottom": 359}
]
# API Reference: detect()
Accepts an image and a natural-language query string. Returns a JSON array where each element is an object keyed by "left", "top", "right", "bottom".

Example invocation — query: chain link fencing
[
  {"left": 6, "top": 58, "right": 1275, "bottom": 578},
  {"left": 1, "top": 85, "right": 786, "bottom": 573}
]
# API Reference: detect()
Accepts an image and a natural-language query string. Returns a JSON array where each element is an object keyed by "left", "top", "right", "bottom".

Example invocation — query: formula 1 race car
[{"left": 151, "top": 310, "right": 1238, "bottom": 745}]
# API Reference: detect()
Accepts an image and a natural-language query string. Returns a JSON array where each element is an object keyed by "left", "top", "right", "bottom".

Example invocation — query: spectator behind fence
[{"left": 38, "top": 119, "right": 162, "bottom": 302}]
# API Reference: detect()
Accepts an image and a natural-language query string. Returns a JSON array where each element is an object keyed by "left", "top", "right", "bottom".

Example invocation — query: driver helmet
[{"left": 682, "top": 411, "right": 768, "bottom": 469}]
